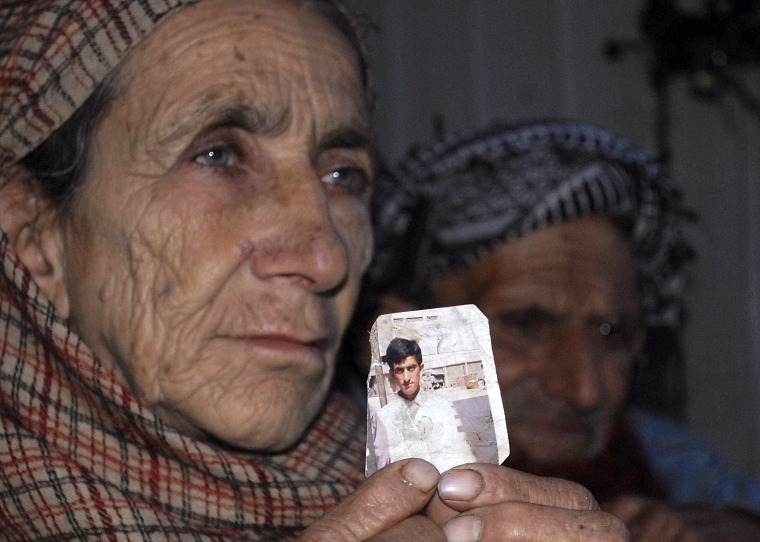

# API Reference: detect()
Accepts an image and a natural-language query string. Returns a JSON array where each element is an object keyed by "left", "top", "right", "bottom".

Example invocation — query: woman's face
[{"left": 48, "top": 0, "right": 374, "bottom": 451}]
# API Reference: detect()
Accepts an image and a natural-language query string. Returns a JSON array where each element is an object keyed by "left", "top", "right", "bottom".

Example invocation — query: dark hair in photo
[{"left": 383, "top": 337, "right": 422, "bottom": 367}]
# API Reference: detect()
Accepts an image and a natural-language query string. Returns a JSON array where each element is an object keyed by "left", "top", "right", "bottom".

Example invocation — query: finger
[
  {"left": 366, "top": 515, "right": 446, "bottom": 542},
  {"left": 604, "top": 497, "right": 703, "bottom": 542},
  {"left": 299, "top": 459, "right": 440, "bottom": 542},
  {"left": 602, "top": 495, "right": 648, "bottom": 523},
  {"left": 608, "top": 500, "right": 700, "bottom": 542},
  {"left": 443, "top": 502, "right": 630, "bottom": 542},
  {"left": 626, "top": 512, "right": 700, "bottom": 542},
  {"left": 430, "top": 464, "right": 599, "bottom": 516}
]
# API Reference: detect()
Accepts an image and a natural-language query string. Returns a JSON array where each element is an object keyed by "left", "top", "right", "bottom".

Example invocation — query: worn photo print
[{"left": 365, "top": 304, "right": 509, "bottom": 477}]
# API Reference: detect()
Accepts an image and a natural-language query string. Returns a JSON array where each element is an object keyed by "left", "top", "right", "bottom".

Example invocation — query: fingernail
[
  {"left": 438, "top": 469, "right": 483, "bottom": 502},
  {"left": 400, "top": 459, "right": 440, "bottom": 493},
  {"left": 444, "top": 515, "right": 483, "bottom": 542}
]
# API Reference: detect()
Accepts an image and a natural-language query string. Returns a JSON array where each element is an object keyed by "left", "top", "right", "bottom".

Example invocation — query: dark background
[{"left": 346, "top": 0, "right": 760, "bottom": 477}]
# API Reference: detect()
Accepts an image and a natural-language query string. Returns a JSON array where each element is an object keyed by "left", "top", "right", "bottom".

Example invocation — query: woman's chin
[
  {"left": 152, "top": 373, "right": 330, "bottom": 451},
  {"left": 205, "top": 399, "right": 323, "bottom": 452}
]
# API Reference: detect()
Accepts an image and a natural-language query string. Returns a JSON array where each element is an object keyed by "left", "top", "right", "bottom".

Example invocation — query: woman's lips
[{"left": 220, "top": 334, "right": 330, "bottom": 368}]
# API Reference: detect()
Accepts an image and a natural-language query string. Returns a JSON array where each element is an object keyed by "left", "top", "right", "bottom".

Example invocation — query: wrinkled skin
[
  {"left": 432, "top": 216, "right": 643, "bottom": 466},
  {"left": 35, "top": 0, "right": 375, "bottom": 451},
  {"left": 301, "top": 459, "right": 630, "bottom": 541}
]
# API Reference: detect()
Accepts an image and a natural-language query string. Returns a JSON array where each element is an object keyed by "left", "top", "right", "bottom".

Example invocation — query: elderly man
[
  {"left": 366, "top": 120, "right": 760, "bottom": 540},
  {"left": 0, "top": 1, "right": 630, "bottom": 540}
]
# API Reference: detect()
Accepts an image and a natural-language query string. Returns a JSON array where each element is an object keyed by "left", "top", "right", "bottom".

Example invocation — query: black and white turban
[{"left": 371, "top": 120, "right": 695, "bottom": 331}]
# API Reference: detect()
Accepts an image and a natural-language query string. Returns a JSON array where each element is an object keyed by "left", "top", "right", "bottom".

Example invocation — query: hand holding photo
[{"left": 365, "top": 304, "right": 509, "bottom": 477}]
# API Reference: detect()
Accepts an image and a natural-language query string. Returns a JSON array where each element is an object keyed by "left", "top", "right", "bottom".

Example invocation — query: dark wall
[{"left": 347, "top": 0, "right": 760, "bottom": 477}]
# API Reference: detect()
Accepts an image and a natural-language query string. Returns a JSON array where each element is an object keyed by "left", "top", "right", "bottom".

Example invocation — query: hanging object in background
[{"left": 604, "top": 0, "right": 760, "bottom": 164}]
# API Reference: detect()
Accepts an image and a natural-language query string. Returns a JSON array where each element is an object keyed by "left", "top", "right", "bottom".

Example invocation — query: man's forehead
[
  {"left": 393, "top": 356, "right": 420, "bottom": 368},
  {"left": 482, "top": 217, "right": 636, "bottom": 288},
  {"left": 489, "top": 275, "right": 639, "bottom": 319}
]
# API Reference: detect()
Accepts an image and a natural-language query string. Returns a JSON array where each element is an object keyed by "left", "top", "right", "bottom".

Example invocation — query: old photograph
[{"left": 365, "top": 304, "right": 509, "bottom": 477}]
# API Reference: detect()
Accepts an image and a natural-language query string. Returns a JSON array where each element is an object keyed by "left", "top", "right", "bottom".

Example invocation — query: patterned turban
[
  {"left": 371, "top": 120, "right": 695, "bottom": 330},
  {"left": 0, "top": 0, "right": 200, "bottom": 170}
]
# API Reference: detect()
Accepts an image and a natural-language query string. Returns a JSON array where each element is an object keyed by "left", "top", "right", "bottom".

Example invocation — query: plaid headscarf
[
  {"left": 371, "top": 120, "right": 694, "bottom": 331},
  {"left": 0, "top": 1, "right": 366, "bottom": 539},
  {"left": 0, "top": 0, "right": 203, "bottom": 169}
]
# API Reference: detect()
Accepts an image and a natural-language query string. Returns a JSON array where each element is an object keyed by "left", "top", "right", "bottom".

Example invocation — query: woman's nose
[{"left": 246, "top": 168, "right": 350, "bottom": 293}]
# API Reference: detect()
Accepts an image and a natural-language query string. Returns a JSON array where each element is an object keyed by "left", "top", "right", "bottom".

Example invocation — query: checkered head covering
[
  {"left": 371, "top": 120, "right": 695, "bottom": 330},
  {"left": 0, "top": 2, "right": 369, "bottom": 539},
  {"left": 0, "top": 0, "right": 200, "bottom": 170}
]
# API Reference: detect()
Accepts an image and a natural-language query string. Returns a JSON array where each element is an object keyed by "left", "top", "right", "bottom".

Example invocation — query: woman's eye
[
  {"left": 193, "top": 145, "right": 239, "bottom": 168},
  {"left": 321, "top": 167, "right": 370, "bottom": 195}
]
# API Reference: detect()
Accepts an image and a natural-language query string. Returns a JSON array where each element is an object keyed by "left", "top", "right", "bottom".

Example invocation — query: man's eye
[
  {"left": 321, "top": 167, "right": 370, "bottom": 195},
  {"left": 593, "top": 317, "right": 636, "bottom": 351},
  {"left": 498, "top": 312, "right": 552, "bottom": 339},
  {"left": 488, "top": 308, "right": 559, "bottom": 356},
  {"left": 598, "top": 318, "right": 621, "bottom": 337}
]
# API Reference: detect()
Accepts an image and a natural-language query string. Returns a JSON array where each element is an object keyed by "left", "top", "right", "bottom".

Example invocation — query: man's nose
[
  {"left": 541, "top": 325, "right": 604, "bottom": 409},
  {"left": 247, "top": 165, "right": 350, "bottom": 293}
]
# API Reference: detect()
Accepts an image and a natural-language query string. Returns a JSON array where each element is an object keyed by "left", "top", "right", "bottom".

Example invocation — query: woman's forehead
[
  {"left": 172, "top": 8, "right": 353, "bottom": 90},
  {"left": 105, "top": 0, "right": 370, "bottom": 160}
]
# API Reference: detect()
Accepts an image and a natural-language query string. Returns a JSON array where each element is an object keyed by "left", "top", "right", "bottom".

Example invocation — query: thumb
[{"left": 300, "top": 459, "right": 440, "bottom": 542}]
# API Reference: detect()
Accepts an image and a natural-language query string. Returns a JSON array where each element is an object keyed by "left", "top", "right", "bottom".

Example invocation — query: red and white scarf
[{"left": 0, "top": 230, "right": 366, "bottom": 540}]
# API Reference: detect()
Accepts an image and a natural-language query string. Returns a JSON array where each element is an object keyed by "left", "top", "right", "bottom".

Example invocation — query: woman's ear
[{"left": 0, "top": 166, "right": 69, "bottom": 318}]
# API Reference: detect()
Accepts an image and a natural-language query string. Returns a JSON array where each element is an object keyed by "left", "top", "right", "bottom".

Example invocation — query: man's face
[
  {"left": 390, "top": 356, "right": 423, "bottom": 400},
  {"left": 432, "top": 216, "right": 644, "bottom": 466},
  {"left": 47, "top": 0, "right": 374, "bottom": 451}
]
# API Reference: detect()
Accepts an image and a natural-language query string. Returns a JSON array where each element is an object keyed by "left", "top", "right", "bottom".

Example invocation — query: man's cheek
[
  {"left": 494, "top": 349, "right": 533, "bottom": 388},
  {"left": 603, "top": 359, "right": 631, "bottom": 409}
]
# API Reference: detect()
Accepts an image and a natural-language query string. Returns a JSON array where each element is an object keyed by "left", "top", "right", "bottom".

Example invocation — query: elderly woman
[
  {"left": 365, "top": 119, "right": 760, "bottom": 541},
  {"left": 0, "top": 2, "right": 632, "bottom": 540}
]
